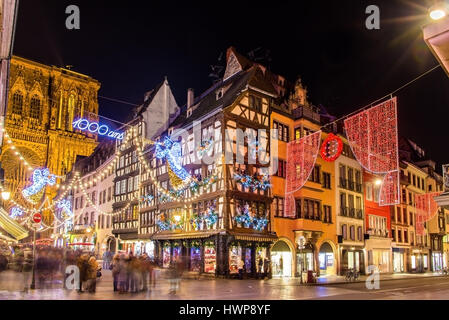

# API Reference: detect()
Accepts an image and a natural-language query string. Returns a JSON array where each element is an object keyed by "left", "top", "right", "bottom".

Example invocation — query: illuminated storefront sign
[{"left": 73, "top": 119, "right": 124, "bottom": 140}]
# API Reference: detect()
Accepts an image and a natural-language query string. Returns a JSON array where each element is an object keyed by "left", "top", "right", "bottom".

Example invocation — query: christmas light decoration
[
  {"left": 320, "top": 133, "right": 343, "bottom": 162},
  {"left": 233, "top": 172, "right": 271, "bottom": 191},
  {"left": 234, "top": 204, "right": 253, "bottom": 228},
  {"left": 415, "top": 192, "right": 442, "bottom": 236},
  {"left": 190, "top": 206, "right": 218, "bottom": 230},
  {"left": 196, "top": 139, "right": 214, "bottom": 159},
  {"left": 10, "top": 207, "right": 24, "bottom": 219},
  {"left": 285, "top": 131, "right": 322, "bottom": 217},
  {"left": 156, "top": 214, "right": 183, "bottom": 231},
  {"left": 156, "top": 136, "right": 191, "bottom": 189},
  {"left": 252, "top": 216, "right": 269, "bottom": 231},
  {"left": 57, "top": 199, "right": 73, "bottom": 217},
  {"left": 22, "top": 168, "right": 56, "bottom": 201},
  {"left": 234, "top": 203, "right": 268, "bottom": 231},
  {"left": 344, "top": 97, "right": 400, "bottom": 206},
  {"left": 72, "top": 118, "right": 124, "bottom": 140}
]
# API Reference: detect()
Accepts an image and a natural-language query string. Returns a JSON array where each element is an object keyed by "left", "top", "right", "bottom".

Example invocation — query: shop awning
[
  {"left": 0, "top": 207, "right": 28, "bottom": 241},
  {"left": 152, "top": 231, "right": 219, "bottom": 240},
  {"left": 232, "top": 233, "right": 278, "bottom": 243}
]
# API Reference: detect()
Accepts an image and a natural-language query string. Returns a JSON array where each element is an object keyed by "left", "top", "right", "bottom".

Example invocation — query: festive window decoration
[
  {"left": 156, "top": 136, "right": 191, "bottom": 190},
  {"left": 141, "top": 195, "right": 155, "bottom": 203},
  {"left": 57, "top": 199, "right": 73, "bottom": 217},
  {"left": 196, "top": 139, "right": 214, "bottom": 159},
  {"left": 234, "top": 203, "right": 268, "bottom": 231},
  {"left": 10, "top": 207, "right": 24, "bottom": 219},
  {"left": 344, "top": 97, "right": 400, "bottom": 206},
  {"left": 415, "top": 192, "right": 443, "bottom": 236},
  {"left": 156, "top": 214, "right": 183, "bottom": 231},
  {"left": 320, "top": 133, "right": 343, "bottom": 162},
  {"left": 72, "top": 118, "right": 124, "bottom": 140},
  {"left": 285, "top": 131, "right": 322, "bottom": 217},
  {"left": 190, "top": 206, "right": 218, "bottom": 231},
  {"left": 22, "top": 168, "right": 56, "bottom": 202},
  {"left": 233, "top": 172, "right": 271, "bottom": 191}
]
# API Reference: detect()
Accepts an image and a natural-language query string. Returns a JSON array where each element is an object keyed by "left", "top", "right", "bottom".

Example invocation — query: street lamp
[
  {"left": 429, "top": 1, "right": 449, "bottom": 21},
  {"left": 1, "top": 190, "right": 10, "bottom": 201}
]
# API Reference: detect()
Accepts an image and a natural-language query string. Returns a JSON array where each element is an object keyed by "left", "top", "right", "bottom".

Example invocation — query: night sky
[{"left": 12, "top": 0, "right": 449, "bottom": 167}]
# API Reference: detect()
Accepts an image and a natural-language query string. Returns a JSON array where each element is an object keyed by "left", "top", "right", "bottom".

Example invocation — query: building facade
[{"left": 1, "top": 56, "right": 100, "bottom": 228}]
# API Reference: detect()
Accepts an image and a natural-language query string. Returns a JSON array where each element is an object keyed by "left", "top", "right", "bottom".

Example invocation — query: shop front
[
  {"left": 270, "top": 240, "right": 293, "bottom": 278},
  {"left": 319, "top": 242, "right": 336, "bottom": 276},
  {"left": 340, "top": 246, "right": 365, "bottom": 274},
  {"left": 432, "top": 251, "right": 444, "bottom": 271},
  {"left": 365, "top": 237, "right": 392, "bottom": 273},
  {"left": 153, "top": 232, "right": 276, "bottom": 278},
  {"left": 409, "top": 249, "right": 430, "bottom": 273},
  {"left": 392, "top": 248, "right": 407, "bottom": 273}
]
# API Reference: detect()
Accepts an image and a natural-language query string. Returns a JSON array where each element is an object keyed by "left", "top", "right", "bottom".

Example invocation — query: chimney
[{"left": 187, "top": 88, "right": 194, "bottom": 109}]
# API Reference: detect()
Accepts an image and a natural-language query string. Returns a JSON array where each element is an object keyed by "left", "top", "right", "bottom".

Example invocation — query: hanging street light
[{"left": 429, "top": 1, "right": 449, "bottom": 20}]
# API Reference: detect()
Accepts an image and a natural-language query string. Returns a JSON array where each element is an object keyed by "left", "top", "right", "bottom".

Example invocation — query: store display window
[
  {"left": 256, "top": 248, "right": 267, "bottom": 273},
  {"left": 204, "top": 246, "right": 217, "bottom": 274},
  {"left": 163, "top": 246, "right": 171, "bottom": 268},
  {"left": 173, "top": 246, "right": 182, "bottom": 262},
  {"left": 191, "top": 247, "right": 201, "bottom": 272},
  {"left": 229, "top": 245, "right": 242, "bottom": 274},
  {"left": 245, "top": 248, "right": 252, "bottom": 273}
]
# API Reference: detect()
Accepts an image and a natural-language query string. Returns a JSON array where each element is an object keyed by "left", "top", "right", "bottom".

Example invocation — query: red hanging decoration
[
  {"left": 344, "top": 97, "right": 400, "bottom": 206},
  {"left": 415, "top": 192, "right": 442, "bottom": 236},
  {"left": 320, "top": 133, "right": 343, "bottom": 162},
  {"left": 284, "top": 131, "right": 322, "bottom": 217}
]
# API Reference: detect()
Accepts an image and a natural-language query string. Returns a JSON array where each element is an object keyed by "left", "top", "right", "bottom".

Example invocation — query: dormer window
[
  {"left": 187, "top": 108, "right": 193, "bottom": 118},
  {"left": 168, "top": 127, "right": 174, "bottom": 136}
]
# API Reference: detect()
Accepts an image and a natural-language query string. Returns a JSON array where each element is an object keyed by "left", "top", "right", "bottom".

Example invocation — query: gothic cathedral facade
[{"left": 1, "top": 56, "right": 100, "bottom": 226}]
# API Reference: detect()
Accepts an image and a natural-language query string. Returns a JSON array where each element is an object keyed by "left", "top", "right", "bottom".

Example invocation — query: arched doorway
[
  {"left": 271, "top": 240, "right": 293, "bottom": 278},
  {"left": 107, "top": 237, "right": 116, "bottom": 253},
  {"left": 319, "top": 242, "right": 336, "bottom": 275}
]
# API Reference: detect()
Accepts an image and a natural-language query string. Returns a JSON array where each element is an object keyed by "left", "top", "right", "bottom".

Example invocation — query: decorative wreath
[{"left": 320, "top": 133, "right": 343, "bottom": 162}]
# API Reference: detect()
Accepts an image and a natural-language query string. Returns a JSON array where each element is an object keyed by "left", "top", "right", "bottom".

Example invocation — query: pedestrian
[
  {"left": 112, "top": 254, "right": 120, "bottom": 292},
  {"left": 258, "top": 257, "right": 263, "bottom": 279},
  {"left": 87, "top": 256, "right": 99, "bottom": 293},
  {"left": 129, "top": 255, "right": 141, "bottom": 293},
  {"left": 140, "top": 254, "right": 150, "bottom": 292},
  {"left": 263, "top": 257, "right": 270, "bottom": 279},
  {"left": 118, "top": 254, "right": 128, "bottom": 294},
  {"left": 21, "top": 251, "right": 33, "bottom": 292},
  {"left": 76, "top": 253, "right": 89, "bottom": 293},
  {"left": 168, "top": 260, "right": 177, "bottom": 294},
  {"left": 238, "top": 258, "right": 245, "bottom": 280}
]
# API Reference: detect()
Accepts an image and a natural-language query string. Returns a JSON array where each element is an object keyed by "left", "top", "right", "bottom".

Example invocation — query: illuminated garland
[
  {"left": 233, "top": 173, "right": 271, "bottom": 191},
  {"left": 190, "top": 206, "right": 218, "bottom": 230},
  {"left": 156, "top": 214, "right": 183, "bottom": 231},
  {"left": 234, "top": 203, "right": 268, "bottom": 231}
]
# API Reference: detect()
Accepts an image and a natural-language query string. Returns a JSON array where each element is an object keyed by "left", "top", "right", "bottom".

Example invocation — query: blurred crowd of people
[{"left": 111, "top": 252, "right": 157, "bottom": 294}]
